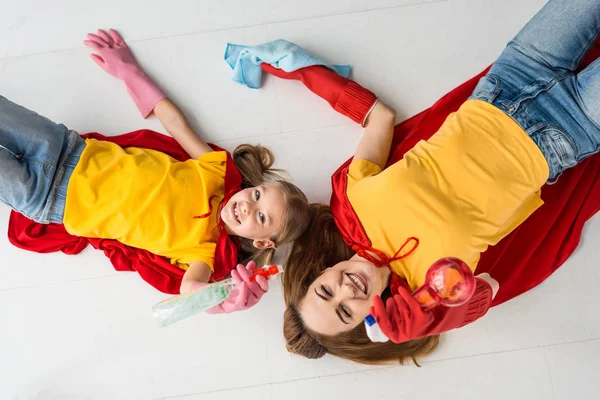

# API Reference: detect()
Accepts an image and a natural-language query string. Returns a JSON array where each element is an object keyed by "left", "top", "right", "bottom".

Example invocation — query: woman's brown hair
[
  {"left": 232, "top": 144, "right": 312, "bottom": 267},
  {"left": 282, "top": 204, "right": 439, "bottom": 365}
]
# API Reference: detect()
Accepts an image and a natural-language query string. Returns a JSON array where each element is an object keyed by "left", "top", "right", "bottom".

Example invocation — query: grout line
[
  {"left": 0, "top": 272, "right": 132, "bottom": 293},
  {"left": 153, "top": 337, "right": 600, "bottom": 399},
  {"left": 212, "top": 122, "right": 355, "bottom": 145},
  {"left": 544, "top": 336, "right": 600, "bottom": 347},
  {"left": 544, "top": 346, "right": 558, "bottom": 400},
  {"left": 0, "top": 0, "right": 449, "bottom": 61},
  {"left": 270, "top": 83, "right": 284, "bottom": 138},
  {"left": 150, "top": 366, "right": 385, "bottom": 400},
  {"left": 420, "top": 336, "right": 600, "bottom": 365}
]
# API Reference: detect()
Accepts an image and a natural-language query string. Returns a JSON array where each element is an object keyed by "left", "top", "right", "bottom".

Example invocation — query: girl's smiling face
[{"left": 220, "top": 183, "right": 286, "bottom": 249}]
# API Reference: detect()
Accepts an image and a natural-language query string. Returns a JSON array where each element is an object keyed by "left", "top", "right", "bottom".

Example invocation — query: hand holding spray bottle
[
  {"left": 152, "top": 265, "right": 280, "bottom": 327},
  {"left": 365, "top": 257, "right": 476, "bottom": 342}
]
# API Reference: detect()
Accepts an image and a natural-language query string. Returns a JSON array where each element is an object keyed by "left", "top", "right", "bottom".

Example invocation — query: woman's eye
[
  {"left": 255, "top": 190, "right": 261, "bottom": 201},
  {"left": 341, "top": 305, "right": 352, "bottom": 318},
  {"left": 259, "top": 212, "right": 265, "bottom": 224},
  {"left": 321, "top": 285, "right": 332, "bottom": 297}
]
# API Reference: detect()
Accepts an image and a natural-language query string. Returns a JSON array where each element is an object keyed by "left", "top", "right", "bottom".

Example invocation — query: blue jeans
[
  {"left": 470, "top": 0, "right": 600, "bottom": 182},
  {"left": 0, "top": 96, "right": 86, "bottom": 223}
]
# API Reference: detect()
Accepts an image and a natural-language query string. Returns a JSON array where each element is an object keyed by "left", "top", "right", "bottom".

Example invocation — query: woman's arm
[
  {"left": 260, "top": 64, "right": 378, "bottom": 126},
  {"left": 260, "top": 63, "right": 396, "bottom": 167},
  {"left": 153, "top": 99, "right": 213, "bottom": 159},
  {"left": 353, "top": 101, "right": 396, "bottom": 170},
  {"left": 371, "top": 277, "right": 494, "bottom": 343},
  {"left": 476, "top": 273, "right": 499, "bottom": 299}
]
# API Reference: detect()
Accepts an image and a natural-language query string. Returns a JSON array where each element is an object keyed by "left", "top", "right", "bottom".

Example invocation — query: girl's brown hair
[
  {"left": 282, "top": 204, "right": 439, "bottom": 365},
  {"left": 232, "top": 144, "right": 312, "bottom": 267}
]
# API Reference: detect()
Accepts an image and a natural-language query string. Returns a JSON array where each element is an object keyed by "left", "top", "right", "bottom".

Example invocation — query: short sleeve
[
  {"left": 197, "top": 150, "right": 227, "bottom": 163},
  {"left": 196, "top": 151, "right": 228, "bottom": 177},
  {"left": 172, "top": 254, "right": 215, "bottom": 272},
  {"left": 347, "top": 159, "right": 383, "bottom": 189}
]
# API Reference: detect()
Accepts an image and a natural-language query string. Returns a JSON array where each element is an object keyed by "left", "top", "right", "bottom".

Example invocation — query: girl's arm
[
  {"left": 84, "top": 29, "right": 212, "bottom": 159},
  {"left": 180, "top": 261, "right": 270, "bottom": 314},
  {"left": 153, "top": 99, "right": 213, "bottom": 159},
  {"left": 180, "top": 261, "right": 213, "bottom": 293},
  {"left": 353, "top": 101, "right": 396, "bottom": 170}
]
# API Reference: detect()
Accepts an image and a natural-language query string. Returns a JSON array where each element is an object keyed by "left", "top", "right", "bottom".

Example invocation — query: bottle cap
[{"left": 248, "top": 265, "right": 280, "bottom": 282}]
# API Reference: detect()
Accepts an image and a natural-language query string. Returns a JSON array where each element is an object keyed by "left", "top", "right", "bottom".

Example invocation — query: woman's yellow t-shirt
[
  {"left": 63, "top": 139, "right": 227, "bottom": 271},
  {"left": 346, "top": 100, "right": 549, "bottom": 289}
]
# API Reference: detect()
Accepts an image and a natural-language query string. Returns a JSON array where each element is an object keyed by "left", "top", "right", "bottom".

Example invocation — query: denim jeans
[
  {"left": 470, "top": 0, "right": 600, "bottom": 182},
  {"left": 0, "top": 96, "right": 86, "bottom": 223}
]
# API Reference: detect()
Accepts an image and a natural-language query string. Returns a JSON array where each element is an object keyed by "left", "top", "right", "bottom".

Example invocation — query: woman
[{"left": 279, "top": 0, "right": 600, "bottom": 363}]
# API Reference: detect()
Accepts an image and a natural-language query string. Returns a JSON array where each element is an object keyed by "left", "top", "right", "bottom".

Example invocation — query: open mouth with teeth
[
  {"left": 347, "top": 272, "right": 368, "bottom": 295},
  {"left": 233, "top": 202, "right": 241, "bottom": 224}
]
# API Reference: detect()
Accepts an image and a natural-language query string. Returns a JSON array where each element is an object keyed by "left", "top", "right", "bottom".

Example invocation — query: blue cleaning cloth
[{"left": 224, "top": 39, "right": 351, "bottom": 89}]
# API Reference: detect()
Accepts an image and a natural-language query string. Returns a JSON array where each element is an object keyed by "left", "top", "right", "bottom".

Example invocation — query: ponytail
[{"left": 232, "top": 144, "right": 283, "bottom": 187}]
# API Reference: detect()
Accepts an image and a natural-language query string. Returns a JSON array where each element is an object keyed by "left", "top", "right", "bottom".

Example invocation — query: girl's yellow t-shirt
[
  {"left": 346, "top": 100, "right": 550, "bottom": 289},
  {"left": 63, "top": 139, "right": 227, "bottom": 271}
]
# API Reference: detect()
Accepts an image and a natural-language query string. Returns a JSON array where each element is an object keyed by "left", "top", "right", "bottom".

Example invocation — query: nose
[
  {"left": 240, "top": 201, "right": 251, "bottom": 215},
  {"left": 338, "top": 281, "right": 357, "bottom": 299}
]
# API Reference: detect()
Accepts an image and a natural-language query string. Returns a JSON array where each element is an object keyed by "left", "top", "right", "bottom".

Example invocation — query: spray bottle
[
  {"left": 152, "top": 265, "right": 280, "bottom": 327},
  {"left": 365, "top": 257, "right": 475, "bottom": 342}
]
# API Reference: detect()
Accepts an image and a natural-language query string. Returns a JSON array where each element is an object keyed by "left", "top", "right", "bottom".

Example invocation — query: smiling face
[
  {"left": 220, "top": 183, "right": 286, "bottom": 248},
  {"left": 299, "top": 255, "right": 391, "bottom": 335}
]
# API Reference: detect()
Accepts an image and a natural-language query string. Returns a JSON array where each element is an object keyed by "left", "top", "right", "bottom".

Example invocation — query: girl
[
  {"left": 278, "top": 0, "right": 600, "bottom": 362},
  {"left": 0, "top": 29, "right": 311, "bottom": 313}
]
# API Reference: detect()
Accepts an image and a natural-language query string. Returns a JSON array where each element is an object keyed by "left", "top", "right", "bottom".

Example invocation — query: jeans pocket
[
  {"left": 470, "top": 74, "right": 501, "bottom": 103},
  {"left": 548, "top": 128, "right": 577, "bottom": 167},
  {"left": 541, "top": 128, "right": 578, "bottom": 178}
]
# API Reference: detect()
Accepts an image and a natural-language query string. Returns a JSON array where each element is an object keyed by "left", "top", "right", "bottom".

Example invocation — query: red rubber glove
[
  {"left": 260, "top": 63, "right": 378, "bottom": 126},
  {"left": 205, "top": 261, "right": 269, "bottom": 314},
  {"left": 371, "top": 286, "right": 435, "bottom": 343},
  {"left": 84, "top": 29, "right": 166, "bottom": 118},
  {"left": 371, "top": 278, "right": 493, "bottom": 343}
]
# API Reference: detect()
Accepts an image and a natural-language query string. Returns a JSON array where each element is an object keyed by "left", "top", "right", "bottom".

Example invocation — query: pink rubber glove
[
  {"left": 83, "top": 29, "right": 166, "bottom": 118},
  {"left": 205, "top": 261, "right": 269, "bottom": 314}
]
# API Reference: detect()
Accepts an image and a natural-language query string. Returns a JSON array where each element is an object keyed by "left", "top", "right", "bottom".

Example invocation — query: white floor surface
[{"left": 0, "top": 0, "right": 598, "bottom": 399}]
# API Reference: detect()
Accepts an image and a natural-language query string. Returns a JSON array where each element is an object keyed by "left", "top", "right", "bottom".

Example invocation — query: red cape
[
  {"left": 331, "top": 45, "right": 600, "bottom": 307},
  {"left": 7, "top": 130, "right": 242, "bottom": 294},
  {"left": 8, "top": 47, "right": 599, "bottom": 301}
]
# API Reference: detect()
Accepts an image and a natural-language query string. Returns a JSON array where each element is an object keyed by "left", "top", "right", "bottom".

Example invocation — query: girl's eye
[
  {"left": 255, "top": 190, "right": 261, "bottom": 201},
  {"left": 259, "top": 212, "right": 265, "bottom": 224},
  {"left": 341, "top": 304, "right": 352, "bottom": 319},
  {"left": 321, "top": 285, "right": 332, "bottom": 297}
]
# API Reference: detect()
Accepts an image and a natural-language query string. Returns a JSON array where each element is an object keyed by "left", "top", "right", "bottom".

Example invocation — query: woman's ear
[{"left": 252, "top": 239, "right": 276, "bottom": 249}]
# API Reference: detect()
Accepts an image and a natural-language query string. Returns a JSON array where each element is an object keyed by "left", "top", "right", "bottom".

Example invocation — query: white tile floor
[{"left": 0, "top": 0, "right": 598, "bottom": 399}]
